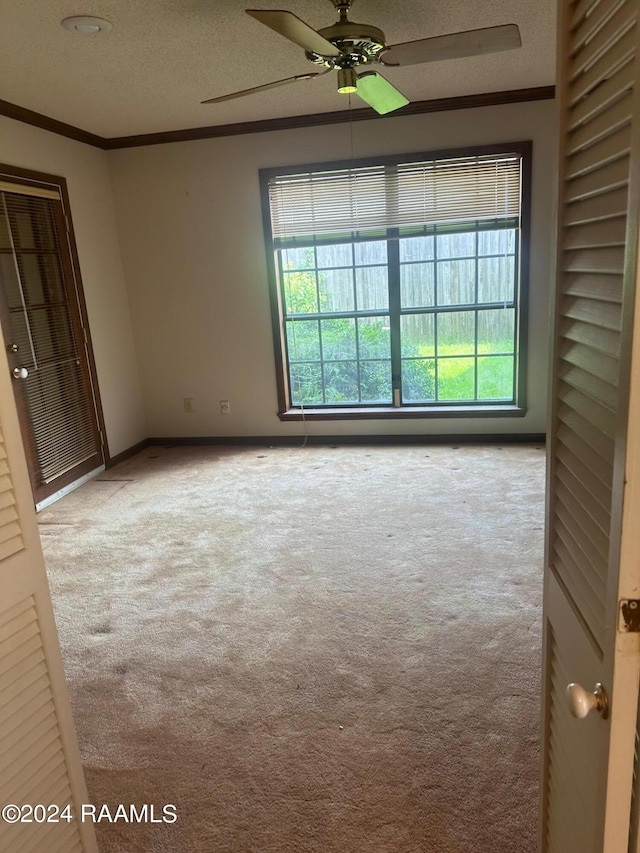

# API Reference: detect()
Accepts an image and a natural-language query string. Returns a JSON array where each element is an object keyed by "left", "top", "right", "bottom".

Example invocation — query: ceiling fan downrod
[{"left": 330, "top": 0, "right": 353, "bottom": 22}]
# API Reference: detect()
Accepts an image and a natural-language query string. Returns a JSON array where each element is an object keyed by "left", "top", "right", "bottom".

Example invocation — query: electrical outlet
[
  {"left": 220, "top": 400, "right": 230, "bottom": 415},
  {"left": 184, "top": 397, "right": 194, "bottom": 413}
]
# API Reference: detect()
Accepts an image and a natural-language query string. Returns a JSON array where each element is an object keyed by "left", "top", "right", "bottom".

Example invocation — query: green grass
[
  {"left": 408, "top": 340, "right": 514, "bottom": 401},
  {"left": 289, "top": 337, "right": 515, "bottom": 405},
  {"left": 433, "top": 342, "right": 514, "bottom": 401}
]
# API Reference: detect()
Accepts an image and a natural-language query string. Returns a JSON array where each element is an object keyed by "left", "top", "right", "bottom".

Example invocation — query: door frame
[{"left": 0, "top": 163, "right": 109, "bottom": 497}]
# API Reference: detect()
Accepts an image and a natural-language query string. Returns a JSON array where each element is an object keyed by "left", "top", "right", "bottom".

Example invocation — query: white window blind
[
  {"left": 268, "top": 153, "right": 522, "bottom": 242},
  {"left": 0, "top": 181, "right": 60, "bottom": 200}
]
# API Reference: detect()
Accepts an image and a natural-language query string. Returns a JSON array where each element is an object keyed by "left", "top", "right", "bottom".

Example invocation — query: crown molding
[
  {"left": 0, "top": 98, "right": 108, "bottom": 149},
  {"left": 0, "top": 86, "right": 555, "bottom": 152}
]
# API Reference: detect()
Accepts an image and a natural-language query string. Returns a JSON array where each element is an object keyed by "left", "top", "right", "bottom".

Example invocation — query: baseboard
[
  {"left": 148, "top": 434, "right": 546, "bottom": 447},
  {"left": 106, "top": 438, "right": 151, "bottom": 467}
]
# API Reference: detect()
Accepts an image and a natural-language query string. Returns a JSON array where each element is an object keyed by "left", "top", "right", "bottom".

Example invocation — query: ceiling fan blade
[
  {"left": 246, "top": 9, "right": 341, "bottom": 57},
  {"left": 380, "top": 24, "right": 521, "bottom": 67},
  {"left": 201, "top": 72, "right": 321, "bottom": 104},
  {"left": 355, "top": 71, "right": 409, "bottom": 115}
]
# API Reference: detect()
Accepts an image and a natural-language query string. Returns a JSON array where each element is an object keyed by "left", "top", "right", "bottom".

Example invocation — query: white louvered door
[
  {"left": 542, "top": 0, "right": 640, "bottom": 850},
  {"left": 0, "top": 288, "right": 97, "bottom": 848}
]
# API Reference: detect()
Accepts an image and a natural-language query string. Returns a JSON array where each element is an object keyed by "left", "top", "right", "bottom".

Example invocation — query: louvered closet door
[
  {"left": 0, "top": 303, "right": 98, "bottom": 851},
  {"left": 0, "top": 183, "right": 103, "bottom": 507},
  {"left": 542, "top": 0, "right": 640, "bottom": 850}
]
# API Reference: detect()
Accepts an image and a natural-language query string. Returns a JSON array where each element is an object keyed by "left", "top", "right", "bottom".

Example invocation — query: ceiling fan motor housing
[{"left": 305, "top": 20, "right": 387, "bottom": 68}]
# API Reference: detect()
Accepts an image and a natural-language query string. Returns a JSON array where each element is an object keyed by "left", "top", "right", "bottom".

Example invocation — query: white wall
[
  {"left": 0, "top": 116, "right": 146, "bottom": 457},
  {"left": 110, "top": 98, "right": 557, "bottom": 439}
]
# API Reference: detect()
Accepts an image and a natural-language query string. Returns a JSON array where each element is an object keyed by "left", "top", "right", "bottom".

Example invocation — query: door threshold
[{"left": 36, "top": 465, "right": 106, "bottom": 512}]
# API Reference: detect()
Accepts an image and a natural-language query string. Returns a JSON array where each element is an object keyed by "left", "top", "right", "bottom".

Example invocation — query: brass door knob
[{"left": 566, "top": 682, "right": 609, "bottom": 720}]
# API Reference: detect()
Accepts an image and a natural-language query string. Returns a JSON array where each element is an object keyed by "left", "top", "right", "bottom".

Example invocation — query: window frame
[{"left": 259, "top": 141, "right": 532, "bottom": 421}]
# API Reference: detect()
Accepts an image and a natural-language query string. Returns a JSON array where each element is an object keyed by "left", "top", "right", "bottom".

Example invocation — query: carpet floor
[{"left": 39, "top": 443, "right": 546, "bottom": 853}]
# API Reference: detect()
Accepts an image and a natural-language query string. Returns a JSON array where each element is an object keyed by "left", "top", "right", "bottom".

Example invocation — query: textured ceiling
[{"left": 0, "top": 0, "right": 557, "bottom": 139}]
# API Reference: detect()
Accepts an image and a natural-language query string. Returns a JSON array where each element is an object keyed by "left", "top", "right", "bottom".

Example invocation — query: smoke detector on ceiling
[{"left": 61, "top": 16, "right": 112, "bottom": 34}]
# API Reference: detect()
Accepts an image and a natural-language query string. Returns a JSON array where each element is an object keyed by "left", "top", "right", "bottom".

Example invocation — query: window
[{"left": 261, "top": 143, "right": 531, "bottom": 419}]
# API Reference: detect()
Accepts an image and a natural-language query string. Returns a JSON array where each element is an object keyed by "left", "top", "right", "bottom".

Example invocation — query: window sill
[{"left": 278, "top": 405, "right": 527, "bottom": 421}]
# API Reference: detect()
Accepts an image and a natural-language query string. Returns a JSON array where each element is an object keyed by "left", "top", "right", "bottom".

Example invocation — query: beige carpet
[{"left": 39, "top": 443, "right": 545, "bottom": 853}]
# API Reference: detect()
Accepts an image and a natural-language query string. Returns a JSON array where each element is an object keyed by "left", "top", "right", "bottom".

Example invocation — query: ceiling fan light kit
[
  {"left": 202, "top": 0, "right": 522, "bottom": 115},
  {"left": 337, "top": 67, "right": 357, "bottom": 94}
]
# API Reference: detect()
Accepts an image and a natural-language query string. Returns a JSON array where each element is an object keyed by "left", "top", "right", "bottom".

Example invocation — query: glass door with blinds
[{"left": 0, "top": 178, "right": 104, "bottom": 507}]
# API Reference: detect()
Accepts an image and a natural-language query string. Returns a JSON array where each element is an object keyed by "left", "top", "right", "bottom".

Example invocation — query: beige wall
[
  {"left": 109, "top": 98, "right": 557, "bottom": 439},
  {"left": 0, "top": 100, "right": 557, "bottom": 451},
  {"left": 0, "top": 116, "right": 146, "bottom": 457}
]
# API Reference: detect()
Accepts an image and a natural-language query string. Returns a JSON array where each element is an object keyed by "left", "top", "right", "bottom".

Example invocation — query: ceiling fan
[{"left": 202, "top": 0, "right": 522, "bottom": 115}]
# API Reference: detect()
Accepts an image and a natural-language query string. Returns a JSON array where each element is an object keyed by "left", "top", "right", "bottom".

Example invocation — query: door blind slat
[
  {"left": 564, "top": 185, "right": 628, "bottom": 224},
  {"left": 554, "top": 508, "right": 608, "bottom": 601},
  {"left": 562, "top": 295, "right": 622, "bottom": 331},
  {"left": 563, "top": 248, "right": 626, "bottom": 275},
  {"left": 558, "top": 380, "right": 617, "bottom": 436},
  {"left": 556, "top": 458, "right": 611, "bottom": 536},
  {"left": 571, "top": 0, "right": 627, "bottom": 49},
  {"left": 560, "top": 316, "right": 620, "bottom": 357},
  {"left": 569, "top": 52, "right": 634, "bottom": 127},
  {"left": 557, "top": 402, "right": 615, "bottom": 463},
  {"left": 570, "top": 0, "right": 602, "bottom": 33},
  {"left": 569, "top": 27, "right": 636, "bottom": 103},
  {"left": 556, "top": 443, "right": 613, "bottom": 514},
  {"left": 570, "top": 4, "right": 636, "bottom": 79},
  {"left": 571, "top": 0, "right": 633, "bottom": 62},
  {"left": 562, "top": 213, "right": 627, "bottom": 247},
  {"left": 556, "top": 480, "right": 611, "bottom": 561},
  {"left": 568, "top": 92, "right": 634, "bottom": 157},
  {"left": 557, "top": 427, "right": 615, "bottom": 495},
  {"left": 564, "top": 153, "right": 630, "bottom": 202},
  {"left": 558, "top": 361, "right": 619, "bottom": 411},
  {"left": 567, "top": 128, "right": 631, "bottom": 179}
]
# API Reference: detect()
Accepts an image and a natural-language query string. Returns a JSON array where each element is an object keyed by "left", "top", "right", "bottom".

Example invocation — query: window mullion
[
  {"left": 474, "top": 227, "right": 479, "bottom": 400},
  {"left": 387, "top": 228, "right": 402, "bottom": 406},
  {"left": 513, "top": 225, "right": 522, "bottom": 403},
  {"left": 277, "top": 252, "right": 295, "bottom": 409},
  {"left": 313, "top": 245, "right": 328, "bottom": 404},
  {"left": 433, "top": 226, "right": 439, "bottom": 401}
]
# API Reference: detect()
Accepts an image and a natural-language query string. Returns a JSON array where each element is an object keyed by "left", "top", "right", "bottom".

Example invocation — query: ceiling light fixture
[
  {"left": 337, "top": 67, "right": 357, "bottom": 94},
  {"left": 61, "top": 16, "right": 113, "bottom": 34}
]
